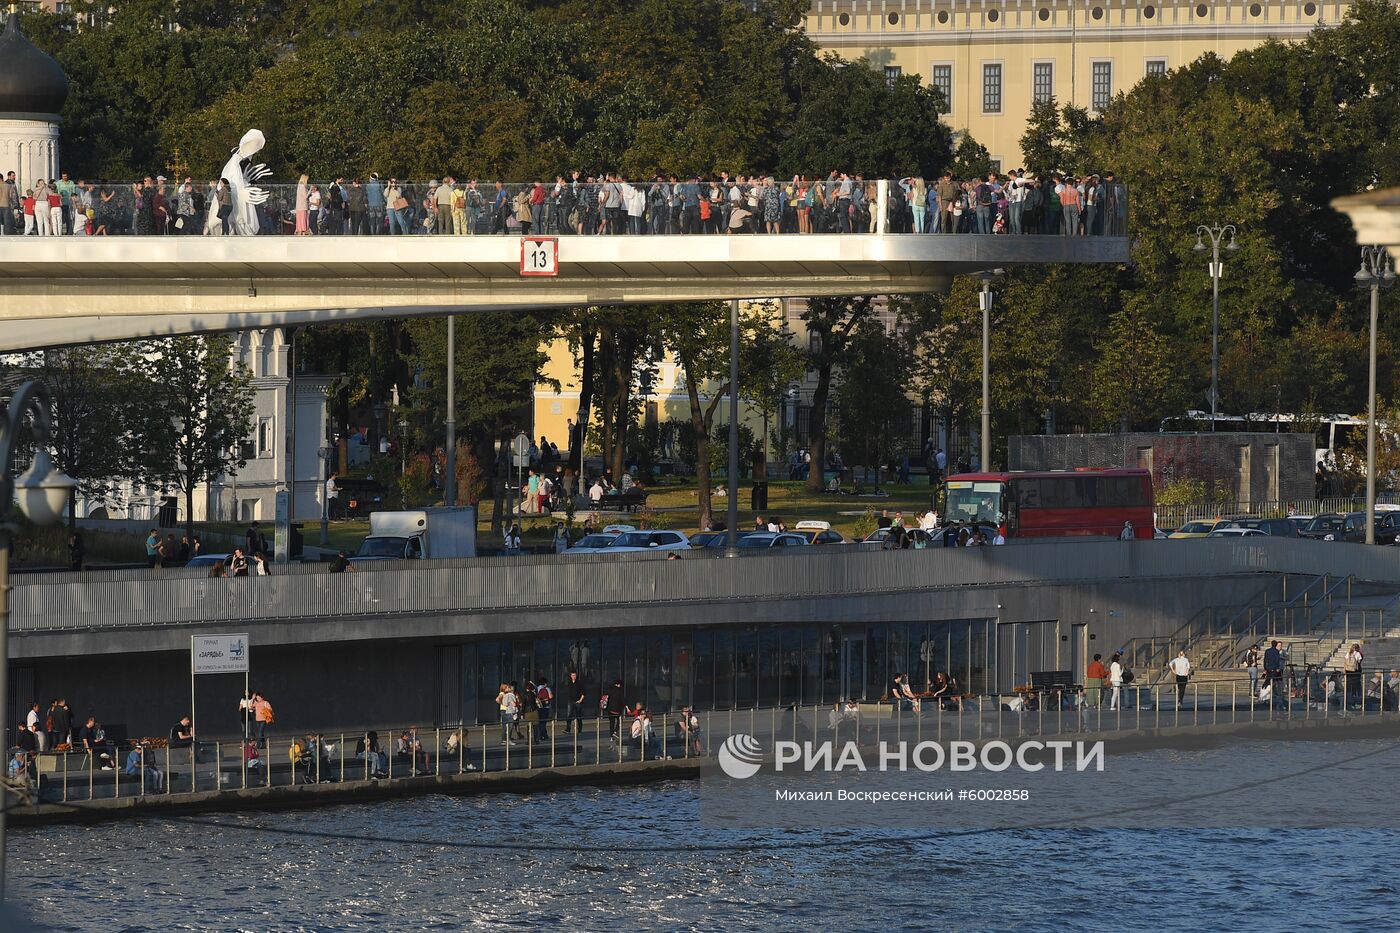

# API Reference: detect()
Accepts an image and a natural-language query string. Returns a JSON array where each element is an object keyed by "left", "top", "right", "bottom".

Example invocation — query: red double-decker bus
[{"left": 944, "top": 468, "right": 1155, "bottom": 539}]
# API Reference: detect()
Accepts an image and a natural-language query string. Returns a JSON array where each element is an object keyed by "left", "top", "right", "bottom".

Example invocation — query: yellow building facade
[{"left": 803, "top": 0, "right": 1348, "bottom": 167}]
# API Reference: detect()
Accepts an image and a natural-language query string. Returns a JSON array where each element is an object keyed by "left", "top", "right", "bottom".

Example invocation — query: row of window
[
  {"left": 904, "top": 59, "right": 1165, "bottom": 115},
  {"left": 833, "top": 2, "right": 1318, "bottom": 27}
]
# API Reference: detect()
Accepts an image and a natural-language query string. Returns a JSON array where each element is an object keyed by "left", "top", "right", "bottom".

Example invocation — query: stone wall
[{"left": 1009, "top": 432, "right": 1315, "bottom": 505}]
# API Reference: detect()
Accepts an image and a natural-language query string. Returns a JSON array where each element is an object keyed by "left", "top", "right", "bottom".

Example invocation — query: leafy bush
[{"left": 853, "top": 506, "right": 878, "bottom": 540}]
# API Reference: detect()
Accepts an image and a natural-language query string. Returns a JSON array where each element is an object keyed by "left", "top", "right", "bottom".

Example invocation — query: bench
[{"left": 596, "top": 490, "right": 648, "bottom": 513}]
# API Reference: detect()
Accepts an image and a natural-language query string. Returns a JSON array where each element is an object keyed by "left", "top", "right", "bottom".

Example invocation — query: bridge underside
[{"left": 0, "top": 233, "right": 1127, "bottom": 350}]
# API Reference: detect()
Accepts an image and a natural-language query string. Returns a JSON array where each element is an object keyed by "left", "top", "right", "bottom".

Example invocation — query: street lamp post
[
  {"left": 1356, "top": 245, "right": 1396, "bottom": 545},
  {"left": 444, "top": 314, "right": 456, "bottom": 507},
  {"left": 726, "top": 298, "right": 740, "bottom": 555},
  {"left": 0, "top": 380, "right": 77, "bottom": 903},
  {"left": 1193, "top": 224, "right": 1240, "bottom": 428},
  {"left": 978, "top": 270, "right": 1004, "bottom": 472}
]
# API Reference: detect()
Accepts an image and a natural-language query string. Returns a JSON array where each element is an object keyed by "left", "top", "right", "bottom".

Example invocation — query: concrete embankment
[
  {"left": 12, "top": 715, "right": 1398, "bottom": 828},
  {"left": 8, "top": 758, "right": 703, "bottom": 827}
]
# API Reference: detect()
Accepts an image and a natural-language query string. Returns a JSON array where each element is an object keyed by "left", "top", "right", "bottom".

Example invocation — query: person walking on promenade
[
  {"left": 1108, "top": 653, "right": 1125, "bottom": 711},
  {"left": 1264, "top": 640, "right": 1286, "bottom": 710},
  {"left": 1169, "top": 649, "right": 1192, "bottom": 709},
  {"left": 535, "top": 679, "right": 553, "bottom": 743},
  {"left": 496, "top": 683, "right": 518, "bottom": 747},
  {"left": 251, "top": 692, "right": 275, "bottom": 746},
  {"left": 564, "top": 671, "right": 586, "bottom": 736},
  {"left": 1085, "top": 654, "right": 1108, "bottom": 708},
  {"left": 1344, "top": 643, "right": 1364, "bottom": 710},
  {"left": 1243, "top": 644, "right": 1261, "bottom": 698},
  {"left": 605, "top": 679, "right": 625, "bottom": 742}
]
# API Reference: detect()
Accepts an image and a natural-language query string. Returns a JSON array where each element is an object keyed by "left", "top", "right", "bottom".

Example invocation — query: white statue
[{"left": 206, "top": 129, "right": 271, "bottom": 236}]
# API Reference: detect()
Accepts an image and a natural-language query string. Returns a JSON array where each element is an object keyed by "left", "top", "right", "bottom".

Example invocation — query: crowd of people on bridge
[{"left": 1, "top": 167, "right": 1126, "bottom": 238}]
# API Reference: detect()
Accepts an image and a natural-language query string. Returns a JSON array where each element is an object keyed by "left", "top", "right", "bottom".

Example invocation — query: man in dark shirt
[
  {"left": 78, "top": 716, "right": 114, "bottom": 768},
  {"left": 170, "top": 715, "right": 194, "bottom": 749},
  {"left": 16, "top": 722, "right": 37, "bottom": 754},
  {"left": 51, "top": 698, "right": 73, "bottom": 747},
  {"left": 564, "top": 671, "right": 586, "bottom": 736},
  {"left": 1263, "top": 640, "right": 1285, "bottom": 710},
  {"left": 329, "top": 551, "right": 355, "bottom": 573}
]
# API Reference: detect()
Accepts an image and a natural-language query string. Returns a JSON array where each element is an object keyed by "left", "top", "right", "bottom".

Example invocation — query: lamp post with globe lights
[
  {"left": 1356, "top": 245, "right": 1395, "bottom": 545},
  {"left": 0, "top": 380, "right": 78, "bottom": 902},
  {"left": 1193, "top": 224, "right": 1240, "bottom": 427}
]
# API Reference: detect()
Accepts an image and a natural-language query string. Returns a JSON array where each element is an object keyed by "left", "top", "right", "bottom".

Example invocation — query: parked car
[
  {"left": 861, "top": 527, "right": 939, "bottom": 548},
  {"left": 1206, "top": 528, "right": 1269, "bottom": 538},
  {"left": 1216, "top": 517, "right": 1300, "bottom": 538},
  {"left": 1339, "top": 511, "right": 1400, "bottom": 544},
  {"left": 793, "top": 520, "right": 846, "bottom": 545},
  {"left": 603, "top": 530, "right": 691, "bottom": 553},
  {"left": 736, "top": 532, "right": 809, "bottom": 549},
  {"left": 1297, "top": 513, "right": 1344, "bottom": 541},
  {"left": 571, "top": 533, "right": 622, "bottom": 550},
  {"left": 1168, "top": 519, "right": 1228, "bottom": 539},
  {"left": 186, "top": 553, "right": 229, "bottom": 570},
  {"left": 689, "top": 531, "right": 727, "bottom": 549}
]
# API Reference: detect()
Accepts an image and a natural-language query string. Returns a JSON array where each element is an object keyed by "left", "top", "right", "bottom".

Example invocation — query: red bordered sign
[{"left": 520, "top": 236, "right": 559, "bottom": 277}]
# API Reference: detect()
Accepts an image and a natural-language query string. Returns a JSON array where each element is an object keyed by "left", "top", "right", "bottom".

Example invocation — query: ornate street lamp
[
  {"left": 1192, "top": 224, "right": 1240, "bottom": 427},
  {"left": 0, "top": 380, "right": 77, "bottom": 902},
  {"left": 1356, "top": 246, "right": 1396, "bottom": 544}
]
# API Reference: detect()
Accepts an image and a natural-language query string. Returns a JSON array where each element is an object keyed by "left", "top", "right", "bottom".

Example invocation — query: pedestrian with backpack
[{"left": 534, "top": 679, "right": 553, "bottom": 743}]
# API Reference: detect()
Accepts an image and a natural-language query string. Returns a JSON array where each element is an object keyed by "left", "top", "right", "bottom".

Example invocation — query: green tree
[
  {"left": 131, "top": 336, "right": 255, "bottom": 546},
  {"left": 1089, "top": 302, "right": 1174, "bottom": 431},
  {"left": 16, "top": 345, "right": 144, "bottom": 530},
  {"left": 664, "top": 301, "right": 803, "bottom": 530},
  {"left": 402, "top": 312, "right": 552, "bottom": 533},
  {"left": 798, "top": 296, "right": 879, "bottom": 491},
  {"left": 835, "top": 321, "right": 912, "bottom": 488},
  {"left": 951, "top": 132, "right": 995, "bottom": 179}
]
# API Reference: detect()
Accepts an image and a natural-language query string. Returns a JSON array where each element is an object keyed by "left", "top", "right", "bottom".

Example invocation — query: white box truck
[{"left": 352, "top": 507, "right": 477, "bottom": 563}]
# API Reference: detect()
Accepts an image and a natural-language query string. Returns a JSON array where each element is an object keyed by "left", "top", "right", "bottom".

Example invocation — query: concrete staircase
[{"left": 1171, "top": 589, "right": 1400, "bottom": 681}]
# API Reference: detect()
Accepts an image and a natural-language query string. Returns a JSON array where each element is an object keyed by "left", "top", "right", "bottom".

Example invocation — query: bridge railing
[
  {"left": 33, "top": 177, "right": 1129, "bottom": 239},
  {"left": 10, "top": 537, "right": 1400, "bottom": 634}
]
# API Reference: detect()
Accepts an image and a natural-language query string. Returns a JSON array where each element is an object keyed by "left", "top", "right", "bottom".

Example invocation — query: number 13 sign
[{"left": 520, "top": 236, "right": 559, "bottom": 277}]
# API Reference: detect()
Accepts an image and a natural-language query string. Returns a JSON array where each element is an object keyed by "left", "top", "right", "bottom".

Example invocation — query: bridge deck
[{"left": 0, "top": 233, "right": 1127, "bottom": 349}]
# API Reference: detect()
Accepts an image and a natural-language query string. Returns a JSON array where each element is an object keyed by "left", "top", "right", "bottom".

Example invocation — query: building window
[
  {"left": 1195, "top": 3, "right": 1208, "bottom": 16},
  {"left": 1033, "top": 62, "right": 1054, "bottom": 103},
  {"left": 987, "top": 9, "right": 1000, "bottom": 21},
  {"left": 1143, "top": 4, "right": 1156, "bottom": 17},
  {"left": 1038, "top": 7, "right": 1050, "bottom": 20},
  {"left": 932, "top": 64, "right": 953, "bottom": 113},
  {"left": 1303, "top": 1, "right": 1316, "bottom": 13},
  {"left": 937, "top": 10, "right": 949, "bottom": 23},
  {"left": 1091, "top": 61, "right": 1112, "bottom": 112},
  {"left": 989, "top": 159, "right": 1002, "bottom": 174},
  {"left": 982, "top": 63, "right": 1003, "bottom": 114},
  {"left": 838, "top": 12, "right": 850, "bottom": 25},
  {"left": 1249, "top": 2, "right": 1262, "bottom": 14},
  {"left": 888, "top": 11, "right": 900, "bottom": 25},
  {"left": 257, "top": 418, "right": 274, "bottom": 458},
  {"left": 1145, "top": 59, "right": 1167, "bottom": 77},
  {"left": 885, "top": 65, "right": 902, "bottom": 88},
  {"left": 1092, "top": 6, "right": 1104, "bottom": 19}
]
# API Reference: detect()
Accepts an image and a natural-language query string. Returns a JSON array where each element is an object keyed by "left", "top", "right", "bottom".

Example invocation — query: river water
[{"left": 9, "top": 739, "right": 1400, "bottom": 931}]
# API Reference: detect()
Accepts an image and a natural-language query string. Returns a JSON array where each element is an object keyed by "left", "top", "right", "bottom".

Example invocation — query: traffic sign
[
  {"left": 511, "top": 431, "right": 531, "bottom": 467},
  {"left": 520, "top": 236, "right": 558, "bottom": 276}
]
